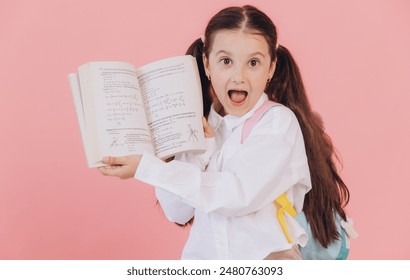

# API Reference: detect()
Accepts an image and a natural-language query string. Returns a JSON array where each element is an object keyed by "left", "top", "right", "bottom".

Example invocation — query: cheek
[
  {"left": 213, "top": 85, "right": 226, "bottom": 101},
  {"left": 209, "top": 72, "right": 228, "bottom": 94},
  {"left": 250, "top": 75, "right": 269, "bottom": 91}
]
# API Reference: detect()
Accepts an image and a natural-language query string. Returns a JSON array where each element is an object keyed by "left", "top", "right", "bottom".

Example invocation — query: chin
[{"left": 226, "top": 106, "right": 249, "bottom": 117}]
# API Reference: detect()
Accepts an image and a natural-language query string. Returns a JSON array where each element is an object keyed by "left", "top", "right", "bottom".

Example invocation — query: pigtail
[
  {"left": 268, "top": 45, "right": 350, "bottom": 248},
  {"left": 186, "top": 38, "right": 213, "bottom": 118},
  {"left": 267, "top": 45, "right": 311, "bottom": 110}
]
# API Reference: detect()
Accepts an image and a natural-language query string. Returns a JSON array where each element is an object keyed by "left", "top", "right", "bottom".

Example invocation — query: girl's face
[{"left": 203, "top": 29, "right": 276, "bottom": 116}]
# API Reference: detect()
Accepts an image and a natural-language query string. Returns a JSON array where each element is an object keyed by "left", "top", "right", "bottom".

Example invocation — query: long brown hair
[{"left": 185, "top": 5, "right": 350, "bottom": 248}]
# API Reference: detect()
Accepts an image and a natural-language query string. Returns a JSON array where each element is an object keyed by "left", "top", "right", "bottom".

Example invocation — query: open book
[{"left": 68, "top": 55, "right": 206, "bottom": 167}]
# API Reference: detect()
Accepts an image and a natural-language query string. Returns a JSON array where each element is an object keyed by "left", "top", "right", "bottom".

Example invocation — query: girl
[{"left": 99, "top": 5, "right": 350, "bottom": 260}]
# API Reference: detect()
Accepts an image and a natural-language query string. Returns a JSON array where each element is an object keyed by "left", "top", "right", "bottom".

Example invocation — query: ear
[
  {"left": 268, "top": 60, "right": 276, "bottom": 80},
  {"left": 202, "top": 53, "right": 210, "bottom": 78}
]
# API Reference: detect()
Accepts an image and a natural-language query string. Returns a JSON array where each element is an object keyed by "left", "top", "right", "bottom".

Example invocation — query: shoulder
[
  {"left": 244, "top": 103, "right": 304, "bottom": 146},
  {"left": 259, "top": 104, "right": 300, "bottom": 132}
]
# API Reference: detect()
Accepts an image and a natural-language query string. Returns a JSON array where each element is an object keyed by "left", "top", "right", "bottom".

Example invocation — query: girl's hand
[
  {"left": 202, "top": 117, "right": 214, "bottom": 138},
  {"left": 98, "top": 154, "right": 142, "bottom": 179}
]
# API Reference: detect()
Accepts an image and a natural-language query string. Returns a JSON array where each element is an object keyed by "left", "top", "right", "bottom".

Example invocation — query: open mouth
[{"left": 228, "top": 90, "right": 248, "bottom": 104}]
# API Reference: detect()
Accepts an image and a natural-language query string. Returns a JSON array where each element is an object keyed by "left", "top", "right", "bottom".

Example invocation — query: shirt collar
[{"left": 208, "top": 94, "right": 268, "bottom": 132}]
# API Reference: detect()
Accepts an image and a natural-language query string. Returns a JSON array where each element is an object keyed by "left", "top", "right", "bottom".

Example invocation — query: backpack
[{"left": 241, "top": 100, "right": 358, "bottom": 260}]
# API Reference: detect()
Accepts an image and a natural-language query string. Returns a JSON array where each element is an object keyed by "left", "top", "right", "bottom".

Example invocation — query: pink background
[{"left": 0, "top": 0, "right": 409, "bottom": 260}]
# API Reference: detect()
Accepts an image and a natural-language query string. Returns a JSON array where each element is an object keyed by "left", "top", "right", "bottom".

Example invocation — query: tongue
[{"left": 230, "top": 91, "right": 246, "bottom": 103}]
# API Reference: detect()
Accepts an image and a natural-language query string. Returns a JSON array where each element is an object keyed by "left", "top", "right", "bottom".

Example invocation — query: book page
[
  {"left": 68, "top": 73, "right": 94, "bottom": 166},
  {"left": 137, "top": 55, "right": 205, "bottom": 159},
  {"left": 77, "top": 62, "right": 154, "bottom": 167}
]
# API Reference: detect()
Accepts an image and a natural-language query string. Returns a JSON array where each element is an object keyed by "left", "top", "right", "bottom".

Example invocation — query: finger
[
  {"left": 98, "top": 165, "right": 119, "bottom": 171},
  {"left": 202, "top": 117, "right": 214, "bottom": 137},
  {"left": 98, "top": 166, "right": 122, "bottom": 177},
  {"left": 202, "top": 116, "right": 209, "bottom": 129}
]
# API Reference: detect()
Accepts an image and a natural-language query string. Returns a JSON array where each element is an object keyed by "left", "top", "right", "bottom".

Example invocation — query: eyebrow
[{"left": 215, "top": 50, "right": 267, "bottom": 58}]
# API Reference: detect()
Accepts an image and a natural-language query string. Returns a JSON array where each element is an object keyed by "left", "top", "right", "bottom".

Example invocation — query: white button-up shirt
[{"left": 135, "top": 94, "right": 311, "bottom": 259}]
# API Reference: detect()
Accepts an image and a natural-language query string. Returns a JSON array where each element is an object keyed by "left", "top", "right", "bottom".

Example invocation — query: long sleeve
[
  {"left": 155, "top": 137, "right": 218, "bottom": 224},
  {"left": 176, "top": 137, "right": 218, "bottom": 171},
  {"left": 155, "top": 188, "right": 194, "bottom": 225},
  {"left": 135, "top": 105, "right": 311, "bottom": 217}
]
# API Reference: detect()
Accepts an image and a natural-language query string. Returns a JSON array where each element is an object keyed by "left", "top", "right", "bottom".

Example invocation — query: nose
[{"left": 231, "top": 64, "right": 245, "bottom": 84}]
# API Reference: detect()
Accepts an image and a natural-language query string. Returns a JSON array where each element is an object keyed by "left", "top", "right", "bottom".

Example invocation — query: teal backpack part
[{"left": 295, "top": 212, "right": 349, "bottom": 260}]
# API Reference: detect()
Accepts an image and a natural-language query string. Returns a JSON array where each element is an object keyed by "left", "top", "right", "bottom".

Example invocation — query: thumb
[{"left": 102, "top": 156, "right": 126, "bottom": 165}]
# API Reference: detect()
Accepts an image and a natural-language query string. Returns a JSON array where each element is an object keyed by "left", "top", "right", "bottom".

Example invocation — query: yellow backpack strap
[{"left": 274, "top": 193, "right": 297, "bottom": 244}]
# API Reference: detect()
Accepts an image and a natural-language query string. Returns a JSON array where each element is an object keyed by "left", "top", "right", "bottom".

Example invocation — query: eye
[
  {"left": 249, "top": 59, "right": 260, "bottom": 67},
  {"left": 220, "top": 57, "right": 232, "bottom": 65}
]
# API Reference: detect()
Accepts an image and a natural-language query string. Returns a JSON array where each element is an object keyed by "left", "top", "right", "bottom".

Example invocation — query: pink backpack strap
[{"left": 241, "top": 100, "right": 279, "bottom": 144}]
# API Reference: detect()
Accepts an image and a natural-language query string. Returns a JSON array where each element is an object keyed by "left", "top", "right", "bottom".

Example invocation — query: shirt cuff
[
  {"left": 134, "top": 152, "right": 201, "bottom": 206},
  {"left": 205, "top": 137, "right": 217, "bottom": 152},
  {"left": 134, "top": 152, "right": 166, "bottom": 184}
]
